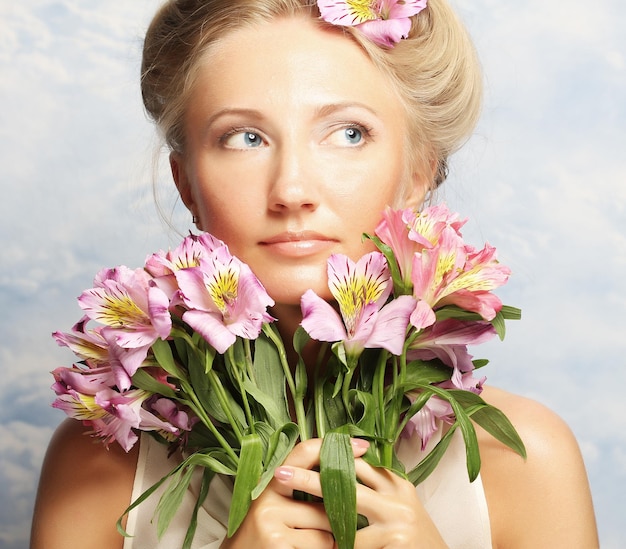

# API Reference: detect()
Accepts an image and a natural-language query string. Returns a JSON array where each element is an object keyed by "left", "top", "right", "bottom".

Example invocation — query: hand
[
  {"left": 351, "top": 459, "right": 448, "bottom": 548},
  {"left": 221, "top": 438, "right": 370, "bottom": 549},
  {"left": 269, "top": 445, "right": 448, "bottom": 549}
]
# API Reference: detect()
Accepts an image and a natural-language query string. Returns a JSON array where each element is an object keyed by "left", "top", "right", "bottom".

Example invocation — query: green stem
[
  {"left": 179, "top": 378, "right": 239, "bottom": 464},
  {"left": 227, "top": 346, "right": 255, "bottom": 435},
  {"left": 372, "top": 350, "right": 388, "bottom": 465},
  {"left": 243, "top": 339, "right": 255, "bottom": 383},
  {"left": 263, "top": 325, "right": 309, "bottom": 440},
  {"left": 313, "top": 344, "right": 329, "bottom": 438},
  {"left": 341, "top": 355, "right": 359, "bottom": 425}
]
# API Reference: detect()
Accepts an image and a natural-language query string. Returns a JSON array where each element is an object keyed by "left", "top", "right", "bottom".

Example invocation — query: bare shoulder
[
  {"left": 31, "top": 418, "right": 139, "bottom": 549},
  {"left": 478, "top": 386, "right": 598, "bottom": 549}
]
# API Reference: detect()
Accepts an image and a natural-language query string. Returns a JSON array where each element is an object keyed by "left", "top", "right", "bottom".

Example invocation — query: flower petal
[
  {"left": 182, "top": 309, "right": 237, "bottom": 354},
  {"left": 300, "top": 289, "right": 348, "bottom": 343},
  {"left": 357, "top": 17, "right": 412, "bottom": 47},
  {"left": 364, "top": 295, "right": 416, "bottom": 355}
]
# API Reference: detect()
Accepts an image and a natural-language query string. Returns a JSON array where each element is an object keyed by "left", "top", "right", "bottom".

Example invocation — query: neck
[{"left": 271, "top": 302, "right": 322, "bottom": 371}]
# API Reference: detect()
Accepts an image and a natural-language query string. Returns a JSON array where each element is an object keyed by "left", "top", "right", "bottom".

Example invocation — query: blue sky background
[{"left": 1, "top": 1, "right": 624, "bottom": 547}]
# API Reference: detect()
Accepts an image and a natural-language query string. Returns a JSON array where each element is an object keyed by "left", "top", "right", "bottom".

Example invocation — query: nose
[{"left": 268, "top": 142, "right": 319, "bottom": 213}]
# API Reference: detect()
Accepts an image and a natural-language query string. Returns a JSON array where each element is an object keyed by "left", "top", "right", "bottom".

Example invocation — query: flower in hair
[{"left": 317, "top": 0, "right": 428, "bottom": 48}]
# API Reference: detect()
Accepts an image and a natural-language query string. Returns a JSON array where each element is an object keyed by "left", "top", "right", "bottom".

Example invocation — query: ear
[
  {"left": 404, "top": 164, "right": 435, "bottom": 209},
  {"left": 170, "top": 152, "right": 197, "bottom": 216}
]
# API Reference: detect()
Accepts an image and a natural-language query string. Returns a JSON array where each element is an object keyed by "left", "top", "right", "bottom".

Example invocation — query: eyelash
[
  {"left": 340, "top": 123, "right": 374, "bottom": 143},
  {"left": 219, "top": 126, "right": 265, "bottom": 146},
  {"left": 217, "top": 122, "right": 375, "bottom": 147}
]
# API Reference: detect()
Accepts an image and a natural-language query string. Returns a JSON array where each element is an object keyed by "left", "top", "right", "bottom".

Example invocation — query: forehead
[{"left": 187, "top": 17, "right": 406, "bottom": 119}]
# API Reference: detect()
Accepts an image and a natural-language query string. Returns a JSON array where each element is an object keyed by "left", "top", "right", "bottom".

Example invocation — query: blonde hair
[{"left": 141, "top": 0, "right": 482, "bottom": 188}]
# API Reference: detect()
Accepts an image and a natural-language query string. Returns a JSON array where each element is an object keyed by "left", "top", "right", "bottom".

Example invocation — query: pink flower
[
  {"left": 407, "top": 318, "right": 496, "bottom": 387},
  {"left": 402, "top": 395, "right": 452, "bottom": 450},
  {"left": 403, "top": 203, "right": 466, "bottom": 249},
  {"left": 52, "top": 376, "right": 179, "bottom": 452},
  {"left": 175, "top": 246, "right": 275, "bottom": 353},
  {"left": 145, "top": 233, "right": 226, "bottom": 300},
  {"left": 53, "top": 316, "right": 110, "bottom": 366},
  {"left": 376, "top": 204, "right": 511, "bottom": 327},
  {"left": 77, "top": 266, "right": 172, "bottom": 388},
  {"left": 410, "top": 237, "right": 510, "bottom": 324},
  {"left": 301, "top": 252, "right": 415, "bottom": 358},
  {"left": 318, "top": 0, "right": 428, "bottom": 47},
  {"left": 51, "top": 364, "right": 116, "bottom": 397}
]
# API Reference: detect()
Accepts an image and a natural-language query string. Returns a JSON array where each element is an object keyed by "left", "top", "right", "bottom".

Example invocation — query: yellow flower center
[
  {"left": 98, "top": 293, "right": 148, "bottom": 328},
  {"left": 345, "top": 0, "right": 380, "bottom": 23},
  {"left": 334, "top": 272, "right": 387, "bottom": 335},
  {"left": 207, "top": 267, "right": 239, "bottom": 314}
]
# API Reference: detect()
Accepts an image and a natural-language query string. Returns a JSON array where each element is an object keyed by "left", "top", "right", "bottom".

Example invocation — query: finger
[
  {"left": 282, "top": 501, "right": 332, "bottom": 531},
  {"left": 273, "top": 463, "right": 323, "bottom": 499},
  {"left": 272, "top": 438, "right": 370, "bottom": 498},
  {"left": 282, "top": 438, "right": 369, "bottom": 469},
  {"left": 354, "top": 457, "right": 401, "bottom": 492},
  {"left": 290, "top": 528, "right": 336, "bottom": 549}
]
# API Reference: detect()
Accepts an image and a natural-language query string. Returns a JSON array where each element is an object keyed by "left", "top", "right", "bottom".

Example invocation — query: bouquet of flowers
[{"left": 51, "top": 203, "right": 524, "bottom": 549}]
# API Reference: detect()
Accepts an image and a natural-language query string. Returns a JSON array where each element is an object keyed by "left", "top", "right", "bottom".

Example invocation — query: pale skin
[{"left": 30, "top": 16, "right": 598, "bottom": 549}]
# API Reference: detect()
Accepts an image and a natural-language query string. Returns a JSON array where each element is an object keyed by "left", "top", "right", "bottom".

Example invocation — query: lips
[{"left": 259, "top": 231, "right": 338, "bottom": 258}]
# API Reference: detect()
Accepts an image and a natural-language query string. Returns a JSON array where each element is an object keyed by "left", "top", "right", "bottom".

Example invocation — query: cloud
[{"left": 1, "top": 0, "right": 624, "bottom": 547}]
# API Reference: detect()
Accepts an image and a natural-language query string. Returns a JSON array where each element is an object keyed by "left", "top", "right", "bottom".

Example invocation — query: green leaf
[
  {"left": 429, "top": 387, "right": 481, "bottom": 481},
  {"left": 402, "top": 360, "right": 451, "bottom": 388},
  {"left": 472, "top": 358, "right": 489, "bottom": 370},
  {"left": 472, "top": 405, "right": 526, "bottom": 458},
  {"left": 294, "top": 358, "right": 308, "bottom": 400},
  {"left": 243, "top": 379, "right": 289, "bottom": 428},
  {"left": 131, "top": 368, "right": 177, "bottom": 398},
  {"left": 491, "top": 309, "right": 507, "bottom": 340},
  {"left": 320, "top": 432, "right": 357, "bottom": 549},
  {"left": 330, "top": 341, "right": 349, "bottom": 372},
  {"left": 448, "top": 401, "right": 481, "bottom": 482},
  {"left": 187, "top": 451, "right": 238, "bottom": 475},
  {"left": 500, "top": 305, "right": 522, "bottom": 320},
  {"left": 182, "top": 468, "right": 214, "bottom": 549},
  {"left": 252, "top": 332, "right": 290, "bottom": 423},
  {"left": 151, "top": 338, "right": 186, "bottom": 379},
  {"left": 350, "top": 390, "right": 376, "bottom": 434},
  {"left": 450, "top": 390, "right": 526, "bottom": 458},
  {"left": 435, "top": 305, "right": 483, "bottom": 322},
  {"left": 117, "top": 460, "right": 187, "bottom": 537},
  {"left": 156, "top": 465, "right": 196, "bottom": 539},
  {"left": 252, "top": 423, "right": 299, "bottom": 499},
  {"left": 407, "top": 426, "right": 457, "bottom": 485},
  {"left": 395, "top": 390, "right": 433, "bottom": 439},
  {"left": 491, "top": 305, "right": 522, "bottom": 340},
  {"left": 323, "top": 380, "right": 348, "bottom": 430},
  {"left": 365, "top": 233, "right": 409, "bottom": 295},
  {"left": 413, "top": 385, "right": 481, "bottom": 481},
  {"left": 228, "top": 434, "right": 264, "bottom": 537},
  {"left": 293, "top": 326, "right": 311, "bottom": 354}
]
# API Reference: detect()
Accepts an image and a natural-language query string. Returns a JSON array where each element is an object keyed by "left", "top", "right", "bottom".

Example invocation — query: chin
[{"left": 260, "top": 270, "right": 332, "bottom": 308}]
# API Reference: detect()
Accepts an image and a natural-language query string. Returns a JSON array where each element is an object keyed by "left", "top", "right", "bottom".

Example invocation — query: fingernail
[
  {"left": 274, "top": 466, "right": 294, "bottom": 481},
  {"left": 351, "top": 438, "right": 370, "bottom": 450}
]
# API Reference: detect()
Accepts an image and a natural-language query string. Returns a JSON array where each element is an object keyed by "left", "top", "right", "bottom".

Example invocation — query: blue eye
[
  {"left": 222, "top": 130, "right": 264, "bottom": 149},
  {"left": 344, "top": 127, "right": 363, "bottom": 144},
  {"left": 324, "top": 125, "right": 369, "bottom": 147},
  {"left": 243, "top": 132, "right": 262, "bottom": 147}
]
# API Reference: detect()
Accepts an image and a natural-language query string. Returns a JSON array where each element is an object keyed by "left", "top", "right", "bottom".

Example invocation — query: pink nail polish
[
  {"left": 274, "top": 466, "right": 294, "bottom": 480},
  {"left": 351, "top": 438, "right": 370, "bottom": 449}
]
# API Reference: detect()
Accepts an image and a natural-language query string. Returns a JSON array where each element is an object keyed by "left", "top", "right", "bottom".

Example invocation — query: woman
[{"left": 31, "top": 1, "right": 598, "bottom": 547}]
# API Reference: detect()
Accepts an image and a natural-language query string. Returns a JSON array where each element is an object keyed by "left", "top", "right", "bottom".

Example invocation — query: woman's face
[{"left": 173, "top": 17, "right": 427, "bottom": 306}]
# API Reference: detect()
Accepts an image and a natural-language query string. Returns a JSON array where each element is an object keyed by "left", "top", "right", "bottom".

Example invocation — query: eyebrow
[
  {"left": 205, "top": 102, "right": 380, "bottom": 126},
  {"left": 314, "top": 101, "right": 380, "bottom": 119},
  {"left": 203, "top": 108, "right": 265, "bottom": 129}
]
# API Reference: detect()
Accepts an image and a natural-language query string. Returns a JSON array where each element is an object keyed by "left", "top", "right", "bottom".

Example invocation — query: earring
[{"left": 192, "top": 215, "right": 198, "bottom": 224}]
